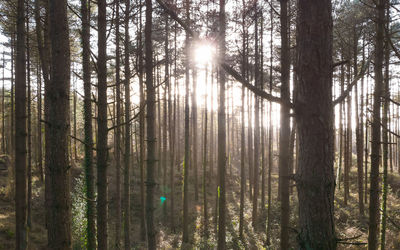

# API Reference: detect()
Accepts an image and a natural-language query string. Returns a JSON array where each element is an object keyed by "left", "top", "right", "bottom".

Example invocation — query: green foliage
[
  {"left": 71, "top": 173, "right": 88, "bottom": 250},
  {"left": 4, "top": 228, "right": 14, "bottom": 239}
]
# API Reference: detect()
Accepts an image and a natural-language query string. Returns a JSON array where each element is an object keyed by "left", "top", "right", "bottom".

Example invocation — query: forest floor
[{"left": 0, "top": 156, "right": 400, "bottom": 249}]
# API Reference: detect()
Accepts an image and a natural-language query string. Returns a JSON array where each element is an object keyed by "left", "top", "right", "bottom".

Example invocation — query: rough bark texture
[
  {"left": 145, "top": 0, "right": 156, "bottom": 248},
  {"left": 295, "top": 1, "right": 336, "bottom": 249},
  {"left": 217, "top": 0, "right": 227, "bottom": 248},
  {"left": 279, "top": 0, "right": 290, "bottom": 247},
  {"left": 182, "top": 0, "right": 190, "bottom": 244},
  {"left": 114, "top": 1, "right": 122, "bottom": 248},
  {"left": 47, "top": 0, "right": 72, "bottom": 248},
  {"left": 137, "top": 2, "right": 147, "bottom": 240},
  {"left": 368, "top": 0, "right": 385, "bottom": 249},
  {"left": 354, "top": 32, "right": 364, "bottom": 216},
  {"left": 15, "top": 0, "right": 28, "bottom": 248},
  {"left": 81, "top": 0, "right": 96, "bottom": 248},
  {"left": 252, "top": 3, "right": 260, "bottom": 227},
  {"left": 123, "top": 0, "right": 131, "bottom": 247},
  {"left": 97, "top": 0, "right": 108, "bottom": 248}
]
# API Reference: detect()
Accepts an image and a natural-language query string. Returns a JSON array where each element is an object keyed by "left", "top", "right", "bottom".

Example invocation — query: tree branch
[
  {"left": 333, "top": 56, "right": 371, "bottom": 105},
  {"left": 154, "top": 0, "right": 290, "bottom": 107}
]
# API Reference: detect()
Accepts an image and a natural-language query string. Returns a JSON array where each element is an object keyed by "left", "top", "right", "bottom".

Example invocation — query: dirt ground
[{"left": 0, "top": 155, "right": 400, "bottom": 249}]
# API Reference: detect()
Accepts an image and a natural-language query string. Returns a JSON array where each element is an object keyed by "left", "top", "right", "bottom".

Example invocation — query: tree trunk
[
  {"left": 192, "top": 68, "right": 199, "bottom": 201},
  {"left": 266, "top": 4, "right": 273, "bottom": 245},
  {"left": 380, "top": 3, "right": 390, "bottom": 248},
  {"left": 124, "top": 0, "right": 131, "bottom": 247},
  {"left": 279, "top": 0, "right": 290, "bottom": 247},
  {"left": 114, "top": 1, "right": 122, "bottom": 247},
  {"left": 26, "top": 14, "right": 32, "bottom": 229},
  {"left": 182, "top": 0, "right": 190, "bottom": 244},
  {"left": 47, "top": 0, "right": 72, "bottom": 248},
  {"left": 368, "top": 0, "right": 385, "bottom": 248},
  {"left": 354, "top": 29, "right": 364, "bottom": 216},
  {"left": 295, "top": 1, "right": 336, "bottom": 248},
  {"left": 252, "top": 2, "right": 260, "bottom": 227},
  {"left": 97, "top": 0, "right": 108, "bottom": 248},
  {"left": 81, "top": 0, "right": 96, "bottom": 248},
  {"left": 137, "top": 0, "right": 147, "bottom": 240},
  {"left": 15, "top": 0, "right": 28, "bottom": 247},
  {"left": 145, "top": 0, "right": 156, "bottom": 248},
  {"left": 202, "top": 66, "right": 209, "bottom": 236},
  {"left": 217, "top": 0, "right": 227, "bottom": 248}
]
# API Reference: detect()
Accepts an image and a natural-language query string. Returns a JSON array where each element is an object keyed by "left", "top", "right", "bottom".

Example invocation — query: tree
[
  {"left": 252, "top": 0, "right": 260, "bottom": 227},
  {"left": 295, "top": 0, "right": 336, "bottom": 248},
  {"left": 182, "top": 0, "right": 191, "bottom": 244},
  {"left": 368, "top": 0, "right": 385, "bottom": 248},
  {"left": 217, "top": 0, "right": 227, "bottom": 248},
  {"left": 47, "top": 0, "right": 72, "bottom": 248},
  {"left": 114, "top": 0, "right": 122, "bottom": 247},
  {"left": 279, "top": 0, "right": 290, "bottom": 247},
  {"left": 80, "top": 0, "right": 96, "bottom": 248},
  {"left": 145, "top": 0, "right": 156, "bottom": 248},
  {"left": 15, "top": 0, "right": 28, "bottom": 248},
  {"left": 123, "top": 0, "right": 131, "bottom": 247},
  {"left": 97, "top": 0, "right": 109, "bottom": 248}
]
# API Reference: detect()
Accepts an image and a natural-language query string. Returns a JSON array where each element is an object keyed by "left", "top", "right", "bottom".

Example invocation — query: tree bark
[
  {"left": 145, "top": 0, "right": 156, "bottom": 248},
  {"left": 295, "top": 1, "right": 336, "bottom": 248},
  {"left": 81, "top": 0, "right": 96, "bottom": 248},
  {"left": 114, "top": 1, "right": 122, "bottom": 247},
  {"left": 182, "top": 0, "right": 190, "bottom": 244},
  {"left": 47, "top": 0, "right": 72, "bottom": 248},
  {"left": 279, "top": 0, "right": 290, "bottom": 247},
  {"left": 15, "top": 0, "right": 28, "bottom": 247},
  {"left": 123, "top": 0, "right": 131, "bottom": 248},
  {"left": 217, "top": 0, "right": 227, "bottom": 248},
  {"left": 368, "top": 0, "right": 385, "bottom": 248},
  {"left": 97, "top": 0, "right": 109, "bottom": 248}
]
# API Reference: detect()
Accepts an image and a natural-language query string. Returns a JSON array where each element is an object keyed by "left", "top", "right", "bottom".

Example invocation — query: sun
[{"left": 194, "top": 42, "right": 215, "bottom": 66}]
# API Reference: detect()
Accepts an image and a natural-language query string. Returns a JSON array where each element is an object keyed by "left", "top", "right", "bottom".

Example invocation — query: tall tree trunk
[
  {"left": 137, "top": 0, "right": 147, "bottom": 240},
  {"left": 182, "top": 0, "right": 190, "bottom": 244},
  {"left": 266, "top": 4, "right": 273, "bottom": 245},
  {"left": 114, "top": 1, "right": 122, "bottom": 247},
  {"left": 36, "top": 59, "right": 43, "bottom": 182},
  {"left": 354, "top": 29, "right": 364, "bottom": 216},
  {"left": 252, "top": 2, "right": 260, "bottom": 227},
  {"left": 162, "top": 15, "right": 169, "bottom": 220},
  {"left": 47, "top": 0, "right": 72, "bottom": 248},
  {"left": 217, "top": 0, "right": 227, "bottom": 248},
  {"left": 15, "top": 0, "right": 28, "bottom": 247},
  {"left": 279, "top": 0, "right": 290, "bottom": 247},
  {"left": 97, "top": 0, "right": 108, "bottom": 248},
  {"left": 336, "top": 59, "right": 345, "bottom": 189},
  {"left": 202, "top": 66, "right": 209, "bottom": 236},
  {"left": 123, "top": 0, "right": 131, "bottom": 247},
  {"left": 169, "top": 19, "right": 176, "bottom": 230},
  {"left": 368, "top": 0, "right": 385, "bottom": 248},
  {"left": 365, "top": 57, "right": 370, "bottom": 205},
  {"left": 1, "top": 52, "right": 5, "bottom": 154},
  {"left": 344, "top": 63, "right": 352, "bottom": 206},
  {"left": 247, "top": 90, "right": 253, "bottom": 199},
  {"left": 81, "top": 0, "right": 96, "bottom": 248},
  {"left": 26, "top": 13, "right": 32, "bottom": 229},
  {"left": 239, "top": 1, "right": 246, "bottom": 237},
  {"left": 380, "top": 3, "right": 390, "bottom": 248},
  {"left": 192, "top": 68, "right": 199, "bottom": 201},
  {"left": 145, "top": 0, "right": 156, "bottom": 248},
  {"left": 295, "top": 1, "right": 336, "bottom": 248}
]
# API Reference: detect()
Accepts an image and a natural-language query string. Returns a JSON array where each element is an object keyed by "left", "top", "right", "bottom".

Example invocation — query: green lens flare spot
[{"left": 160, "top": 196, "right": 166, "bottom": 204}]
